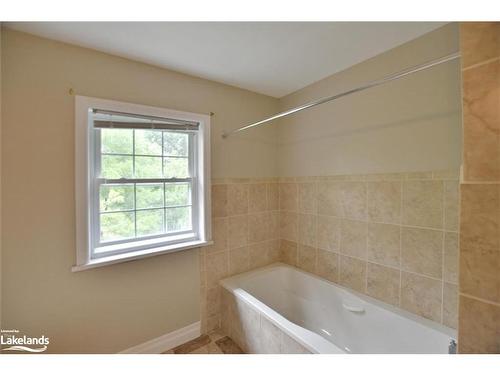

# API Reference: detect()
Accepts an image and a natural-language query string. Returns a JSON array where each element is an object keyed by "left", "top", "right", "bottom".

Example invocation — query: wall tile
[
  {"left": 460, "top": 22, "right": 500, "bottom": 68},
  {"left": 463, "top": 60, "right": 500, "bottom": 181},
  {"left": 205, "top": 314, "right": 220, "bottom": 333},
  {"left": 298, "top": 244, "right": 317, "bottom": 273},
  {"left": 317, "top": 181, "right": 343, "bottom": 217},
  {"left": 316, "top": 249, "right": 339, "bottom": 282},
  {"left": 401, "top": 227, "right": 443, "bottom": 279},
  {"left": 206, "top": 251, "right": 229, "bottom": 289},
  {"left": 317, "top": 215, "right": 340, "bottom": 251},
  {"left": 227, "top": 184, "right": 249, "bottom": 216},
  {"left": 199, "top": 251, "right": 206, "bottom": 288},
  {"left": 233, "top": 299, "right": 261, "bottom": 353},
  {"left": 443, "top": 283, "right": 458, "bottom": 329},
  {"left": 212, "top": 184, "right": 227, "bottom": 218},
  {"left": 280, "top": 333, "right": 311, "bottom": 354},
  {"left": 298, "top": 213, "right": 317, "bottom": 247},
  {"left": 339, "top": 255, "right": 366, "bottom": 293},
  {"left": 459, "top": 295, "right": 500, "bottom": 353},
  {"left": 403, "top": 180, "right": 443, "bottom": 229},
  {"left": 432, "top": 170, "right": 460, "bottom": 180},
  {"left": 260, "top": 316, "right": 281, "bottom": 354},
  {"left": 367, "top": 222, "right": 400, "bottom": 268},
  {"left": 227, "top": 215, "right": 248, "bottom": 249},
  {"left": 401, "top": 272, "right": 442, "bottom": 322},
  {"left": 229, "top": 246, "right": 250, "bottom": 276},
  {"left": 220, "top": 289, "right": 233, "bottom": 336},
  {"left": 460, "top": 246, "right": 500, "bottom": 303},
  {"left": 267, "top": 183, "right": 279, "bottom": 211},
  {"left": 248, "top": 212, "right": 270, "bottom": 243},
  {"left": 249, "top": 183, "right": 267, "bottom": 213},
  {"left": 340, "top": 219, "right": 367, "bottom": 259},
  {"left": 444, "top": 181, "right": 459, "bottom": 231},
  {"left": 206, "top": 217, "right": 227, "bottom": 254},
  {"left": 405, "top": 171, "right": 433, "bottom": 180},
  {"left": 206, "top": 286, "right": 221, "bottom": 317},
  {"left": 267, "top": 239, "right": 281, "bottom": 263},
  {"left": 366, "top": 263, "right": 400, "bottom": 306},
  {"left": 279, "top": 183, "right": 298, "bottom": 212},
  {"left": 367, "top": 181, "right": 401, "bottom": 224},
  {"left": 279, "top": 211, "right": 298, "bottom": 242},
  {"left": 200, "top": 286, "right": 207, "bottom": 332},
  {"left": 248, "top": 242, "right": 268, "bottom": 269},
  {"left": 340, "top": 181, "right": 366, "bottom": 220},
  {"left": 444, "top": 232, "right": 459, "bottom": 284},
  {"left": 460, "top": 184, "right": 500, "bottom": 251},
  {"left": 268, "top": 211, "right": 280, "bottom": 240},
  {"left": 298, "top": 182, "right": 317, "bottom": 214},
  {"left": 280, "top": 240, "right": 297, "bottom": 266}
]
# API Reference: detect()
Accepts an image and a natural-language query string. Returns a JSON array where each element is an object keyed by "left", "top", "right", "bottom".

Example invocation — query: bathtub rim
[{"left": 219, "top": 262, "right": 457, "bottom": 354}]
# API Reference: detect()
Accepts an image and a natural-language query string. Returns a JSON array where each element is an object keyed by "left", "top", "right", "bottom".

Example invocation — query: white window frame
[{"left": 73, "top": 96, "right": 211, "bottom": 271}]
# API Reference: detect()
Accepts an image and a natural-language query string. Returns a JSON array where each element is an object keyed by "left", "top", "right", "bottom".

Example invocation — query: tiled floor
[{"left": 163, "top": 330, "right": 244, "bottom": 354}]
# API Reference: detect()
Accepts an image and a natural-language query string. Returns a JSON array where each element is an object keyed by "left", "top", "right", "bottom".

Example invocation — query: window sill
[{"left": 71, "top": 239, "right": 212, "bottom": 272}]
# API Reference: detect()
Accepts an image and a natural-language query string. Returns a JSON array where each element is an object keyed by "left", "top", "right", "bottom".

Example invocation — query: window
[{"left": 74, "top": 96, "right": 211, "bottom": 271}]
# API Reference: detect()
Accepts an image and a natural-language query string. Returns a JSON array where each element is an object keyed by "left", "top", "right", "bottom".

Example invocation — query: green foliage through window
[{"left": 98, "top": 128, "right": 193, "bottom": 243}]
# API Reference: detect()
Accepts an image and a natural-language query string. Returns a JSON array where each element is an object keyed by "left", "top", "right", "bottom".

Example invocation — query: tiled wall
[
  {"left": 277, "top": 171, "right": 460, "bottom": 329},
  {"left": 459, "top": 22, "right": 500, "bottom": 353},
  {"left": 200, "top": 179, "right": 281, "bottom": 333},
  {"left": 220, "top": 288, "right": 311, "bottom": 354}
]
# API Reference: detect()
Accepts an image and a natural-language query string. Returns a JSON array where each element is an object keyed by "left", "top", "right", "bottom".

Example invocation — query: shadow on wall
[{"left": 277, "top": 110, "right": 460, "bottom": 145}]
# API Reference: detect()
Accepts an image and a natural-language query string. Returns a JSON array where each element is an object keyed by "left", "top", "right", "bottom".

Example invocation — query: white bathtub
[{"left": 220, "top": 263, "right": 457, "bottom": 354}]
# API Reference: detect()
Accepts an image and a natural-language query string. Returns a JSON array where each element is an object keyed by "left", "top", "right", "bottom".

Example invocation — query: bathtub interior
[{"left": 221, "top": 263, "right": 457, "bottom": 354}]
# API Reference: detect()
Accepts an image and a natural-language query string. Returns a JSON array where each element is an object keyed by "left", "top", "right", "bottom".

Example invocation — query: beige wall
[
  {"left": 277, "top": 23, "right": 462, "bottom": 177},
  {"left": 0, "top": 29, "right": 279, "bottom": 353},
  {"left": 0, "top": 23, "right": 3, "bottom": 331},
  {"left": 458, "top": 22, "right": 500, "bottom": 354}
]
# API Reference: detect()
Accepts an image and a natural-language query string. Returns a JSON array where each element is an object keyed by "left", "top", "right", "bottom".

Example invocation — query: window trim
[{"left": 74, "top": 96, "right": 212, "bottom": 271}]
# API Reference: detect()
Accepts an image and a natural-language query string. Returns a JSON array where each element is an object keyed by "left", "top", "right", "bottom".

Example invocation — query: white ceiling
[{"left": 6, "top": 22, "right": 447, "bottom": 98}]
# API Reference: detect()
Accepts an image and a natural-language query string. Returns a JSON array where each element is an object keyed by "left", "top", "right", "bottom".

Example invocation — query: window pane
[
  {"left": 101, "top": 155, "right": 133, "bottom": 178},
  {"left": 136, "top": 184, "right": 164, "bottom": 209},
  {"left": 164, "top": 157, "right": 189, "bottom": 178},
  {"left": 135, "top": 156, "right": 162, "bottom": 178},
  {"left": 100, "top": 212, "right": 134, "bottom": 242},
  {"left": 135, "top": 129, "right": 162, "bottom": 156},
  {"left": 137, "top": 209, "right": 164, "bottom": 237},
  {"left": 165, "top": 183, "right": 190, "bottom": 206},
  {"left": 100, "top": 184, "right": 134, "bottom": 212},
  {"left": 101, "top": 129, "right": 133, "bottom": 154},
  {"left": 166, "top": 207, "right": 191, "bottom": 232},
  {"left": 164, "top": 132, "right": 188, "bottom": 156}
]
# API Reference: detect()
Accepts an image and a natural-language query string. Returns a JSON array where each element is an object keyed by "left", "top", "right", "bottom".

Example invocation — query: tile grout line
[
  {"left": 459, "top": 292, "right": 500, "bottom": 308},
  {"left": 461, "top": 56, "right": 500, "bottom": 71},
  {"left": 279, "top": 210, "right": 457, "bottom": 234}
]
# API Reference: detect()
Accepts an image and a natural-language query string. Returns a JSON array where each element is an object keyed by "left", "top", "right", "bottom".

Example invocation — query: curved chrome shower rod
[{"left": 222, "top": 52, "right": 461, "bottom": 139}]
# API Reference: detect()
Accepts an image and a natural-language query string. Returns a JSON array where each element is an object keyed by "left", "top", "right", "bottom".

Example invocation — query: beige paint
[
  {"left": 277, "top": 23, "right": 462, "bottom": 177},
  {"left": 0, "top": 23, "right": 3, "bottom": 331},
  {"left": 0, "top": 29, "right": 279, "bottom": 353}
]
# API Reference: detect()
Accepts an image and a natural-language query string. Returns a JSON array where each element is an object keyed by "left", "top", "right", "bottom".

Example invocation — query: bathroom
[{"left": 0, "top": 4, "right": 499, "bottom": 373}]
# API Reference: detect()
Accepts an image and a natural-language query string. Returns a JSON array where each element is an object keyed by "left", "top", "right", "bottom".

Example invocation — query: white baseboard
[{"left": 119, "top": 321, "right": 201, "bottom": 354}]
